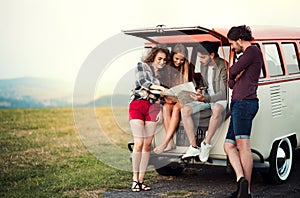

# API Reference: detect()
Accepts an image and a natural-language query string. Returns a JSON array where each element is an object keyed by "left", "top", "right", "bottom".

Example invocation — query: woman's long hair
[
  {"left": 167, "top": 43, "right": 189, "bottom": 87},
  {"left": 140, "top": 46, "right": 170, "bottom": 85},
  {"left": 142, "top": 46, "right": 170, "bottom": 65}
]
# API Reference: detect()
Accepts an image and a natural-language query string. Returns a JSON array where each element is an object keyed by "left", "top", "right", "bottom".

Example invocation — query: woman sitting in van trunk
[
  {"left": 129, "top": 46, "right": 169, "bottom": 192},
  {"left": 153, "top": 43, "right": 190, "bottom": 154}
]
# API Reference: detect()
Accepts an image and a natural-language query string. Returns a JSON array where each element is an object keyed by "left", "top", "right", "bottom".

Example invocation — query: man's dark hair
[
  {"left": 197, "top": 41, "right": 219, "bottom": 56},
  {"left": 227, "top": 25, "right": 254, "bottom": 41}
]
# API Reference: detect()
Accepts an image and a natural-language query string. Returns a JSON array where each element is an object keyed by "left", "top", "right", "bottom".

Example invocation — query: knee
[
  {"left": 143, "top": 143, "right": 152, "bottom": 152},
  {"left": 173, "top": 104, "right": 181, "bottom": 113},
  {"left": 214, "top": 103, "right": 224, "bottom": 113},
  {"left": 163, "top": 104, "right": 169, "bottom": 112},
  {"left": 224, "top": 142, "right": 235, "bottom": 154},
  {"left": 134, "top": 142, "right": 143, "bottom": 152},
  {"left": 212, "top": 105, "right": 224, "bottom": 118},
  {"left": 163, "top": 104, "right": 172, "bottom": 115},
  {"left": 181, "top": 105, "right": 192, "bottom": 117},
  {"left": 163, "top": 103, "right": 171, "bottom": 110},
  {"left": 236, "top": 140, "right": 251, "bottom": 152}
]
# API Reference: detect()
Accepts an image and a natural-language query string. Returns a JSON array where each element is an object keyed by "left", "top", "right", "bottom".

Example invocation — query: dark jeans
[{"left": 225, "top": 99, "right": 259, "bottom": 144}]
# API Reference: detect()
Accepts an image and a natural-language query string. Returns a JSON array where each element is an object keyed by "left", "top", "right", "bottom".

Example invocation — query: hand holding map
[{"left": 160, "top": 82, "right": 196, "bottom": 105}]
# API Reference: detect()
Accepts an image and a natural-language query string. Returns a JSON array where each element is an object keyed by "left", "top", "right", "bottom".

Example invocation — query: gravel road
[{"left": 102, "top": 149, "right": 300, "bottom": 198}]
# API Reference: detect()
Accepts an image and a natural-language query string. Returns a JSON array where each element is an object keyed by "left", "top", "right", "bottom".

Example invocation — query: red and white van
[{"left": 125, "top": 25, "right": 300, "bottom": 184}]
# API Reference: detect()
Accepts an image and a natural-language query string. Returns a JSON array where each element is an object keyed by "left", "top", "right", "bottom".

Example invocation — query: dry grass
[
  {"left": 0, "top": 107, "right": 158, "bottom": 197},
  {"left": 95, "top": 107, "right": 132, "bottom": 147}
]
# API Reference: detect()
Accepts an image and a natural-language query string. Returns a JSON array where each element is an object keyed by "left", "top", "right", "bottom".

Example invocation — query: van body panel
[{"left": 251, "top": 77, "right": 300, "bottom": 158}]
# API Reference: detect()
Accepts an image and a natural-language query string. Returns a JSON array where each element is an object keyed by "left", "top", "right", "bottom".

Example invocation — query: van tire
[
  {"left": 266, "top": 137, "right": 294, "bottom": 184},
  {"left": 155, "top": 162, "right": 184, "bottom": 176}
]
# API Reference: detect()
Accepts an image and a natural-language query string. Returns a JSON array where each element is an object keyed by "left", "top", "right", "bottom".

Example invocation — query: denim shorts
[
  {"left": 225, "top": 99, "right": 259, "bottom": 144},
  {"left": 186, "top": 100, "right": 227, "bottom": 114},
  {"left": 185, "top": 101, "right": 211, "bottom": 114}
]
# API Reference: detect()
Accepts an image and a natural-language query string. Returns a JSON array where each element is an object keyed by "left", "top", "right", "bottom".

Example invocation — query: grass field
[{"left": 0, "top": 107, "right": 158, "bottom": 197}]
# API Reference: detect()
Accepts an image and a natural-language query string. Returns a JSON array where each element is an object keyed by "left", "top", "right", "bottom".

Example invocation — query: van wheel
[
  {"left": 267, "top": 137, "right": 294, "bottom": 184},
  {"left": 155, "top": 162, "right": 184, "bottom": 176}
]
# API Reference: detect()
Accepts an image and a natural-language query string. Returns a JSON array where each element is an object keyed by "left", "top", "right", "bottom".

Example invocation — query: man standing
[
  {"left": 224, "top": 25, "right": 263, "bottom": 198},
  {"left": 181, "top": 41, "right": 227, "bottom": 160}
]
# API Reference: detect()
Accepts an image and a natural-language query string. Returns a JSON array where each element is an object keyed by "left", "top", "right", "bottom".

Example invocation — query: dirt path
[{"left": 102, "top": 150, "right": 300, "bottom": 197}]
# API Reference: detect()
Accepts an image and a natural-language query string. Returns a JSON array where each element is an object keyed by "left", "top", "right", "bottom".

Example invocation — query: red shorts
[{"left": 129, "top": 99, "right": 160, "bottom": 122}]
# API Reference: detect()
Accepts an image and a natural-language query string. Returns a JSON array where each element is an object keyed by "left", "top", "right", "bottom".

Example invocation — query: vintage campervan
[{"left": 125, "top": 25, "right": 300, "bottom": 184}]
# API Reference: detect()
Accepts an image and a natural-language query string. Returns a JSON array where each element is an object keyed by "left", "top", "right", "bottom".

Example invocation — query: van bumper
[{"left": 128, "top": 142, "right": 270, "bottom": 172}]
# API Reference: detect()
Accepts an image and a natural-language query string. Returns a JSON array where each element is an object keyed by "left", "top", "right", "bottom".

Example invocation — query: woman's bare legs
[
  {"left": 130, "top": 119, "right": 157, "bottom": 186},
  {"left": 163, "top": 102, "right": 173, "bottom": 133},
  {"left": 130, "top": 119, "right": 144, "bottom": 183},
  {"left": 154, "top": 103, "right": 181, "bottom": 154},
  {"left": 163, "top": 102, "right": 177, "bottom": 150},
  {"left": 138, "top": 121, "right": 156, "bottom": 182}
]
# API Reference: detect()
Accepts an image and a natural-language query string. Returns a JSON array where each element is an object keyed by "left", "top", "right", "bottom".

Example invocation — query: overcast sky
[{"left": 1, "top": 0, "right": 300, "bottom": 84}]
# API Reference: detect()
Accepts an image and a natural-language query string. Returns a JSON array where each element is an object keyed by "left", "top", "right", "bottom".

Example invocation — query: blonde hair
[{"left": 168, "top": 44, "right": 189, "bottom": 86}]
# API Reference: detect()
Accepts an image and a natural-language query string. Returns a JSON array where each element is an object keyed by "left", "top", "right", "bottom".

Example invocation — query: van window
[
  {"left": 281, "top": 43, "right": 300, "bottom": 74},
  {"left": 252, "top": 43, "right": 265, "bottom": 78},
  {"left": 218, "top": 46, "right": 230, "bottom": 63},
  {"left": 262, "top": 43, "right": 284, "bottom": 77},
  {"left": 186, "top": 46, "right": 193, "bottom": 62}
]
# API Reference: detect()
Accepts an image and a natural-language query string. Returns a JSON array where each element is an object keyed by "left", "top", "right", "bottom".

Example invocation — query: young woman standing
[{"left": 129, "top": 46, "right": 169, "bottom": 192}]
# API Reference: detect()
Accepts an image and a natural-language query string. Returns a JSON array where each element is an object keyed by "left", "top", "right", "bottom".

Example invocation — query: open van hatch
[{"left": 122, "top": 25, "right": 229, "bottom": 45}]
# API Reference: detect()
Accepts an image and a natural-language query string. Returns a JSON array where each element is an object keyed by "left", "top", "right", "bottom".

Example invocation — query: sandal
[
  {"left": 139, "top": 182, "right": 151, "bottom": 191},
  {"left": 131, "top": 181, "right": 140, "bottom": 192}
]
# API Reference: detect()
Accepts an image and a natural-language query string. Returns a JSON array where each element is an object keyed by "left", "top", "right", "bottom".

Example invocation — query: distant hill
[
  {"left": 0, "top": 77, "right": 131, "bottom": 108},
  {"left": 92, "top": 94, "right": 130, "bottom": 107},
  {"left": 0, "top": 77, "right": 73, "bottom": 108}
]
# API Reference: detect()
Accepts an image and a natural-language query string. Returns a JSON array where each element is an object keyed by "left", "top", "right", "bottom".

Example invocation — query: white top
[{"left": 207, "top": 66, "right": 215, "bottom": 95}]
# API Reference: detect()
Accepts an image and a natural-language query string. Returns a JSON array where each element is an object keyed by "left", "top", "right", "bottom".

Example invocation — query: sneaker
[
  {"left": 199, "top": 141, "right": 212, "bottom": 162},
  {"left": 237, "top": 177, "right": 248, "bottom": 198},
  {"left": 182, "top": 145, "right": 200, "bottom": 159}
]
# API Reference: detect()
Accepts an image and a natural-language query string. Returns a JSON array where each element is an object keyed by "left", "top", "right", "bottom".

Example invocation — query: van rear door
[{"left": 122, "top": 26, "right": 229, "bottom": 45}]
